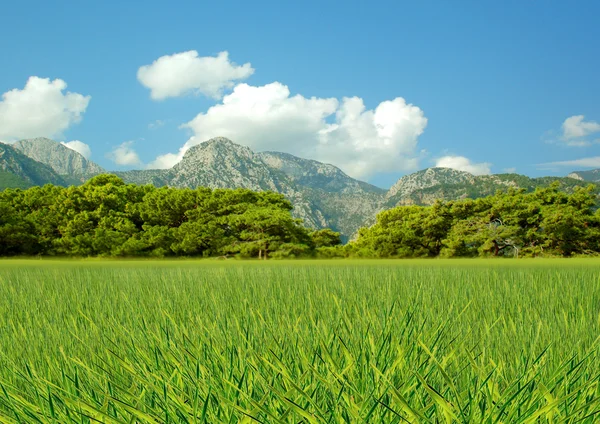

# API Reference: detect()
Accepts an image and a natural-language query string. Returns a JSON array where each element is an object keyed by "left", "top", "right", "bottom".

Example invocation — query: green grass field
[{"left": 0, "top": 259, "right": 599, "bottom": 423}]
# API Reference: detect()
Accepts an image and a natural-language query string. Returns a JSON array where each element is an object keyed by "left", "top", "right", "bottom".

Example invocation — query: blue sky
[{"left": 1, "top": 0, "right": 599, "bottom": 188}]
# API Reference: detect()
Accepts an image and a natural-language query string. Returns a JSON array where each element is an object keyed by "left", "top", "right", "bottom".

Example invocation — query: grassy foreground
[{"left": 0, "top": 259, "right": 599, "bottom": 423}]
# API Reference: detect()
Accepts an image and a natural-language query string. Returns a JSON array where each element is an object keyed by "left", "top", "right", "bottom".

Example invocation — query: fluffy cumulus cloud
[
  {"left": 435, "top": 155, "right": 492, "bottom": 175},
  {"left": 150, "top": 82, "right": 427, "bottom": 178},
  {"left": 107, "top": 141, "right": 142, "bottom": 166},
  {"left": 545, "top": 115, "right": 600, "bottom": 147},
  {"left": 0, "top": 77, "right": 90, "bottom": 141},
  {"left": 137, "top": 51, "right": 254, "bottom": 100},
  {"left": 61, "top": 140, "right": 92, "bottom": 159},
  {"left": 562, "top": 115, "right": 600, "bottom": 140}
]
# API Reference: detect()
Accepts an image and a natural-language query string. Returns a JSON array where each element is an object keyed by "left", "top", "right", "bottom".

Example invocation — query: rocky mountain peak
[
  {"left": 170, "top": 138, "right": 281, "bottom": 192},
  {"left": 202, "top": 136, "right": 237, "bottom": 146},
  {"left": 179, "top": 137, "right": 254, "bottom": 165},
  {"left": 12, "top": 137, "right": 104, "bottom": 178}
]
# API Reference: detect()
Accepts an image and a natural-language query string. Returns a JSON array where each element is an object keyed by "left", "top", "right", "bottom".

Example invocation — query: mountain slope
[
  {"left": 258, "top": 151, "right": 386, "bottom": 239},
  {"left": 167, "top": 138, "right": 290, "bottom": 191},
  {"left": 12, "top": 138, "right": 105, "bottom": 182},
  {"left": 119, "top": 138, "right": 328, "bottom": 229},
  {"left": 0, "top": 143, "right": 66, "bottom": 189},
  {"left": 568, "top": 169, "right": 600, "bottom": 183},
  {"left": 167, "top": 139, "right": 328, "bottom": 229}
]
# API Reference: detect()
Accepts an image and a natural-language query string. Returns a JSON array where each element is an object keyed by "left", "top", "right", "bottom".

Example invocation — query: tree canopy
[
  {"left": 1, "top": 177, "right": 597, "bottom": 258},
  {"left": 0, "top": 175, "right": 329, "bottom": 258},
  {"left": 349, "top": 183, "right": 600, "bottom": 258}
]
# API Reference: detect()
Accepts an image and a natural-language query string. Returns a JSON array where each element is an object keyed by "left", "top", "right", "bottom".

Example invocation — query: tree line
[
  {"left": 0, "top": 175, "right": 341, "bottom": 258},
  {"left": 344, "top": 183, "right": 600, "bottom": 258},
  {"left": 1, "top": 175, "right": 598, "bottom": 258}
]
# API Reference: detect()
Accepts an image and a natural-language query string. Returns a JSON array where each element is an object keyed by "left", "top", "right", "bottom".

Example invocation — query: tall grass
[{"left": 0, "top": 259, "right": 599, "bottom": 422}]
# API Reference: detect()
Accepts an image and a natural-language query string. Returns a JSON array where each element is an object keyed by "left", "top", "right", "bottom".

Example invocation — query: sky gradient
[{"left": 1, "top": 0, "right": 599, "bottom": 188}]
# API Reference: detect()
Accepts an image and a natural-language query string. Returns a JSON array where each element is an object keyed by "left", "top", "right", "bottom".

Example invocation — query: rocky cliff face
[{"left": 12, "top": 138, "right": 104, "bottom": 182}]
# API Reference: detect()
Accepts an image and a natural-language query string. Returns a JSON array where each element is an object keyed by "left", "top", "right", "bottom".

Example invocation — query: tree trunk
[{"left": 258, "top": 249, "right": 262, "bottom": 260}]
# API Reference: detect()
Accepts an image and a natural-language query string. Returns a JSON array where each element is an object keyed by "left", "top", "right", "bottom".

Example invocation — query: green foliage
[
  {"left": 0, "top": 260, "right": 599, "bottom": 422},
  {"left": 0, "top": 171, "right": 31, "bottom": 190},
  {"left": 310, "top": 228, "right": 342, "bottom": 248},
  {"left": 3, "top": 175, "right": 599, "bottom": 259},
  {"left": 355, "top": 183, "right": 600, "bottom": 258},
  {"left": 0, "top": 174, "right": 315, "bottom": 258}
]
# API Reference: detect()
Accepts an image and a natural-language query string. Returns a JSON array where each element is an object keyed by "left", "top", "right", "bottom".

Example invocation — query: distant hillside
[
  {"left": 568, "top": 169, "right": 600, "bottom": 183},
  {"left": 0, "top": 143, "right": 66, "bottom": 189},
  {"left": 383, "top": 168, "right": 594, "bottom": 209}
]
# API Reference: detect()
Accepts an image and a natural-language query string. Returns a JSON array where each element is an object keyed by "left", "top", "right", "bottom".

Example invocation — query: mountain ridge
[{"left": 2, "top": 137, "right": 597, "bottom": 238}]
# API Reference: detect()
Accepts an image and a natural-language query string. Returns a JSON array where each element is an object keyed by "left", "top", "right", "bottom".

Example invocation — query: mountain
[
  {"left": 258, "top": 151, "right": 386, "bottom": 238},
  {"left": 384, "top": 167, "right": 594, "bottom": 209},
  {"left": 119, "top": 138, "right": 329, "bottom": 230},
  {"left": 166, "top": 138, "right": 292, "bottom": 191},
  {"left": 4, "top": 137, "right": 597, "bottom": 239},
  {"left": 0, "top": 143, "right": 66, "bottom": 190},
  {"left": 12, "top": 138, "right": 105, "bottom": 183},
  {"left": 115, "top": 138, "right": 386, "bottom": 236},
  {"left": 567, "top": 169, "right": 600, "bottom": 183}
]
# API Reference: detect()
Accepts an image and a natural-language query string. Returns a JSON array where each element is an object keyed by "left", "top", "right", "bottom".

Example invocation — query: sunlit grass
[{"left": 0, "top": 259, "right": 599, "bottom": 422}]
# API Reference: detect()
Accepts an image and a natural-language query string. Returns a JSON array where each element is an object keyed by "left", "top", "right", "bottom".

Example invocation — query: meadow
[{"left": 0, "top": 259, "right": 599, "bottom": 423}]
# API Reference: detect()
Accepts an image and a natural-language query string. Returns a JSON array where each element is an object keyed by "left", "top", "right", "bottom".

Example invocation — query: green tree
[{"left": 310, "top": 228, "right": 342, "bottom": 248}]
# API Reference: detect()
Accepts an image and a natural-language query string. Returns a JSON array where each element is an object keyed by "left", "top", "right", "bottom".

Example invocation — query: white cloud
[
  {"left": 107, "top": 141, "right": 142, "bottom": 166},
  {"left": 435, "top": 155, "right": 492, "bottom": 175},
  {"left": 562, "top": 115, "right": 600, "bottom": 140},
  {"left": 546, "top": 115, "right": 600, "bottom": 147},
  {"left": 137, "top": 51, "right": 254, "bottom": 100},
  {"left": 61, "top": 140, "right": 91, "bottom": 159},
  {"left": 0, "top": 77, "right": 90, "bottom": 141},
  {"left": 150, "top": 82, "right": 427, "bottom": 178},
  {"left": 542, "top": 157, "right": 600, "bottom": 168},
  {"left": 147, "top": 152, "right": 179, "bottom": 169}
]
